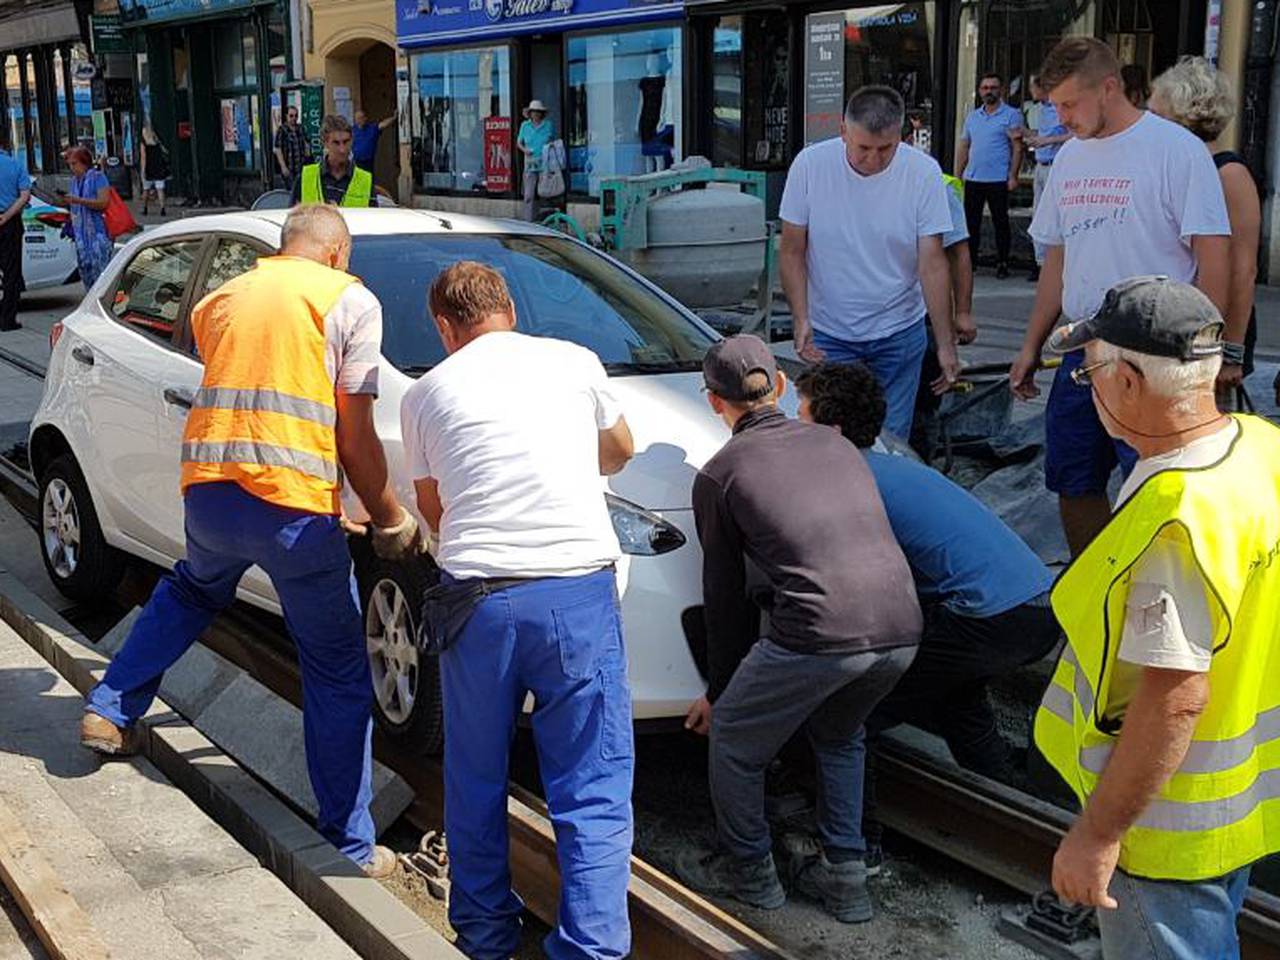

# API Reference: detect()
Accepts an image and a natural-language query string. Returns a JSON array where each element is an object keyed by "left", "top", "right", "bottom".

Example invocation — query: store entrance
[{"left": 326, "top": 37, "right": 400, "bottom": 193}]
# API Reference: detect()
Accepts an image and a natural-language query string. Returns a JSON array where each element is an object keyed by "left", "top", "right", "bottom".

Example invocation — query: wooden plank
[{"left": 0, "top": 796, "right": 112, "bottom": 960}]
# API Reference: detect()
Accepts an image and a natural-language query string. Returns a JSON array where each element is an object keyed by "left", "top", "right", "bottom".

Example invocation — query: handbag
[
  {"left": 103, "top": 188, "right": 138, "bottom": 239},
  {"left": 536, "top": 138, "right": 567, "bottom": 198}
]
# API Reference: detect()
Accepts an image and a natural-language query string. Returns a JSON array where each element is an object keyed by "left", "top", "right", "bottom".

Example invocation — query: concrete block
[
  {"left": 160, "top": 639, "right": 241, "bottom": 719},
  {"left": 197, "top": 673, "right": 414, "bottom": 833},
  {"left": 0, "top": 623, "right": 86, "bottom": 732},
  {"left": 94, "top": 606, "right": 141, "bottom": 657}
]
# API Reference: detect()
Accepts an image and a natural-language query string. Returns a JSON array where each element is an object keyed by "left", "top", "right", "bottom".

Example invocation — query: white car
[
  {"left": 21, "top": 192, "right": 79, "bottom": 291},
  {"left": 28, "top": 208, "right": 745, "bottom": 752}
]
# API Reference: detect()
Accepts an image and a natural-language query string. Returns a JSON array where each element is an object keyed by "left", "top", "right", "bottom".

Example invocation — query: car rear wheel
[
  {"left": 353, "top": 546, "right": 444, "bottom": 756},
  {"left": 38, "top": 454, "right": 125, "bottom": 603}
]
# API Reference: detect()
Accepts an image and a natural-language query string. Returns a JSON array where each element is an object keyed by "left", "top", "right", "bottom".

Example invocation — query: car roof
[{"left": 137, "top": 207, "right": 561, "bottom": 242}]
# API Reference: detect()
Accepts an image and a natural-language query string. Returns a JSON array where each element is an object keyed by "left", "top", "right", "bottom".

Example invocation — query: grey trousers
[
  {"left": 1032, "top": 162, "right": 1052, "bottom": 264},
  {"left": 710, "top": 639, "right": 917, "bottom": 860},
  {"left": 522, "top": 169, "right": 539, "bottom": 221}
]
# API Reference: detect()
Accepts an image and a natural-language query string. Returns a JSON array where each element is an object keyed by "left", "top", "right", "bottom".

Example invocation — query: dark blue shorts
[{"left": 1044, "top": 351, "right": 1138, "bottom": 497}]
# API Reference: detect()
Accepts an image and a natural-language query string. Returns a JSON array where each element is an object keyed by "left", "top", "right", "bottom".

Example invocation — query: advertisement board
[
  {"left": 483, "top": 116, "right": 512, "bottom": 192},
  {"left": 804, "top": 11, "right": 845, "bottom": 146},
  {"left": 397, "top": 0, "right": 682, "bottom": 47}
]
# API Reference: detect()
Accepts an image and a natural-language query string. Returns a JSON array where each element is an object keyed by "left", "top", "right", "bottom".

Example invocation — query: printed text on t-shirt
[{"left": 1059, "top": 177, "right": 1133, "bottom": 236}]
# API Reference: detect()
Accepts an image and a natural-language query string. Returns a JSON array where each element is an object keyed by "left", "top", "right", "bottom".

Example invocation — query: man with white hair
[{"left": 1034, "top": 275, "right": 1280, "bottom": 959}]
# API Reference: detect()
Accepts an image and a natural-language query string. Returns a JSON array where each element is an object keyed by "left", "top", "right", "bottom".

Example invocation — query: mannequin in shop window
[{"left": 638, "top": 53, "right": 674, "bottom": 173}]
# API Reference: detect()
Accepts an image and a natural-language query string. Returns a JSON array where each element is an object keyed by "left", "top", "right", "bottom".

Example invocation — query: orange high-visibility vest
[{"left": 180, "top": 255, "right": 359, "bottom": 515}]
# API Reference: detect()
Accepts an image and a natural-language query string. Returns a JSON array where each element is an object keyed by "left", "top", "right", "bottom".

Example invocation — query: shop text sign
[
  {"left": 397, "top": 0, "right": 682, "bottom": 46},
  {"left": 118, "top": 0, "right": 263, "bottom": 24},
  {"left": 804, "top": 11, "right": 845, "bottom": 146},
  {"left": 483, "top": 116, "right": 512, "bottom": 193}
]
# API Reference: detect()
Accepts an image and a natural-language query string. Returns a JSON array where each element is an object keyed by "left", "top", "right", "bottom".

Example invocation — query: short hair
[
  {"left": 280, "top": 204, "right": 350, "bottom": 252},
  {"left": 1093, "top": 334, "right": 1221, "bottom": 414},
  {"left": 1122, "top": 64, "right": 1150, "bottom": 105},
  {"left": 794, "top": 362, "right": 886, "bottom": 448},
  {"left": 1038, "top": 37, "right": 1121, "bottom": 93},
  {"left": 63, "top": 145, "right": 93, "bottom": 168},
  {"left": 979, "top": 72, "right": 1003, "bottom": 86},
  {"left": 1151, "top": 56, "right": 1235, "bottom": 141},
  {"left": 320, "top": 114, "right": 352, "bottom": 139},
  {"left": 429, "top": 261, "right": 512, "bottom": 328},
  {"left": 844, "top": 85, "right": 906, "bottom": 135}
]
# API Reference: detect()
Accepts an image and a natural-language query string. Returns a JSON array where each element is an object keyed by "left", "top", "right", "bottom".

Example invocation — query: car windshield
[{"left": 347, "top": 233, "right": 716, "bottom": 375}]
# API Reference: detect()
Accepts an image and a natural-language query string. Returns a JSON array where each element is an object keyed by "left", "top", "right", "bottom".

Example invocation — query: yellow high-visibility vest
[
  {"left": 1034, "top": 414, "right": 1280, "bottom": 881},
  {"left": 180, "top": 256, "right": 360, "bottom": 515},
  {"left": 299, "top": 161, "right": 372, "bottom": 207},
  {"left": 942, "top": 173, "right": 964, "bottom": 202}
]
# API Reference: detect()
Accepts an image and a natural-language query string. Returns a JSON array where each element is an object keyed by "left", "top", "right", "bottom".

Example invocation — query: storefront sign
[
  {"left": 397, "top": 0, "right": 682, "bottom": 47},
  {"left": 90, "top": 14, "right": 129, "bottom": 54},
  {"left": 117, "top": 0, "right": 267, "bottom": 25},
  {"left": 483, "top": 116, "right": 512, "bottom": 192},
  {"left": 803, "top": 11, "right": 845, "bottom": 146}
]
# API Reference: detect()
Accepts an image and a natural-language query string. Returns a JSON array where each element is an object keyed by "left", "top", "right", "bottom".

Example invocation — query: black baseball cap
[
  {"left": 703, "top": 334, "right": 778, "bottom": 402},
  {"left": 1049, "top": 275, "right": 1223, "bottom": 361}
]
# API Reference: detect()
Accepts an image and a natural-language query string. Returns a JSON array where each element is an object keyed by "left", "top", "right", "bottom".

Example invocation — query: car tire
[
  {"left": 37, "top": 453, "right": 126, "bottom": 604},
  {"left": 352, "top": 543, "right": 444, "bottom": 756}
]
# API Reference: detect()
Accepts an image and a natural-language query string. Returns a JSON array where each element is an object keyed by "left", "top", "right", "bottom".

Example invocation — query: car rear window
[{"left": 347, "top": 233, "right": 715, "bottom": 375}]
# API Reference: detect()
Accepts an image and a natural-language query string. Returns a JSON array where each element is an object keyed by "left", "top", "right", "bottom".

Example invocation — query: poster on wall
[
  {"left": 92, "top": 110, "right": 108, "bottom": 159},
  {"left": 804, "top": 11, "right": 845, "bottom": 146},
  {"left": 483, "top": 116, "right": 511, "bottom": 192},
  {"left": 221, "top": 99, "right": 239, "bottom": 151}
]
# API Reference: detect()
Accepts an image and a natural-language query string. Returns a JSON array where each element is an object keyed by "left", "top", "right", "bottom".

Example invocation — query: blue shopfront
[{"left": 396, "top": 0, "right": 686, "bottom": 200}]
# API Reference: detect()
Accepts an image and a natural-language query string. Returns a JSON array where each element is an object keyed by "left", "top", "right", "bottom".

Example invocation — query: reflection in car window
[
  {"left": 203, "top": 238, "right": 265, "bottom": 296},
  {"left": 346, "top": 234, "right": 715, "bottom": 375},
  {"left": 110, "top": 239, "right": 203, "bottom": 345}
]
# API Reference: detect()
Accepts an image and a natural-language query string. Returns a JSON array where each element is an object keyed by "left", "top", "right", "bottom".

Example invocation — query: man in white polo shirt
[
  {"left": 780, "top": 84, "right": 958, "bottom": 439},
  {"left": 399, "top": 261, "right": 636, "bottom": 960}
]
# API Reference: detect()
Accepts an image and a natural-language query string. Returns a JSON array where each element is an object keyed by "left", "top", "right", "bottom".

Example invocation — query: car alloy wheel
[
  {"left": 42, "top": 477, "right": 81, "bottom": 579},
  {"left": 365, "top": 576, "right": 419, "bottom": 726}
]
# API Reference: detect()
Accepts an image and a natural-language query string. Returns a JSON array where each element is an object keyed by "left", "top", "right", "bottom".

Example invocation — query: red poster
[{"left": 483, "top": 116, "right": 512, "bottom": 194}]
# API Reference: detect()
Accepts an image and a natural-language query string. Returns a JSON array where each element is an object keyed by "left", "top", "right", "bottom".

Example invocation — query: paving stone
[
  {"left": 94, "top": 606, "right": 141, "bottom": 657},
  {"left": 0, "top": 625, "right": 85, "bottom": 732}
]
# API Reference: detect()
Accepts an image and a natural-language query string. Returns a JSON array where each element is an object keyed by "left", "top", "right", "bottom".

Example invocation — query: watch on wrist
[{"left": 1222, "top": 341, "right": 1246, "bottom": 366}]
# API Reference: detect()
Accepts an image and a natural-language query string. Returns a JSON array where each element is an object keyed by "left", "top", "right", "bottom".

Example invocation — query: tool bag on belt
[{"left": 417, "top": 577, "right": 532, "bottom": 654}]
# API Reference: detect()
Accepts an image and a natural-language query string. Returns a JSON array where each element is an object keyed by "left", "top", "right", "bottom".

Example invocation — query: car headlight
[{"left": 606, "top": 494, "right": 687, "bottom": 556}]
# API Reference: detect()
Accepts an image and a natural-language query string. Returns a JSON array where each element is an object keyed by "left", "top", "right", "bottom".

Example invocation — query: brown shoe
[
  {"left": 80, "top": 712, "right": 139, "bottom": 756},
  {"left": 362, "top": 845, "right": 398, "bottom": 879}
]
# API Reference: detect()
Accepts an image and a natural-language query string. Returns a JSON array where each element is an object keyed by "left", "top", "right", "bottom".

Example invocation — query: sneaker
[
  {"left": 675, "top": 848, "right": 786, "bottom": 910},
  {"left": 362, "top": 845, "right": 398, "bottom": 879},
  {"left": 792, "top": 853, "right": 872, "bottom": 923},
  {"left": 79, "top": 712, "right": 139, "bottom": 756},
  {"left": 995, "top": 263, "right": 1010, "bottom": 279}
]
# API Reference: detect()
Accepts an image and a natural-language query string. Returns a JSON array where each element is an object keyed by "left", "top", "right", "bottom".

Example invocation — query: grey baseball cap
[
  {"left": 702, "top": 334, "right": 778, "bottom": 402},
  {"left": 1049, "top": 275, "right": 1224, "bottom": 361}
]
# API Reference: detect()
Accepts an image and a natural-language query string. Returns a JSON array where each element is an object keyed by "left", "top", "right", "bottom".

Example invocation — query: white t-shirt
[
  {"left": 779, "top": 139, "right": 953, "bottom": 343},
  {"left": 1103, "top": 420, "right": 1238, "bottom": 720},
  {"left": 1028, "top": 111, "right": 1230, "bottom": 322},
  {"left": 400, "top": 331, "right": 623, "bottom": 579}
]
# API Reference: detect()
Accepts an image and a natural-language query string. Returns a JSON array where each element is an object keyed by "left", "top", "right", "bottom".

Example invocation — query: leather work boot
[
  {"left": 792, "top": 852, "right": 873, "bottom": 923},
  {"left": 362, "top": 845, "right": 399, "bottom": 879},
  {"left": 79, "top": 712, "right": 139, "bottom": 756},
  {"left": 675, "top": 848, "right": 786, "bottom": 910}
]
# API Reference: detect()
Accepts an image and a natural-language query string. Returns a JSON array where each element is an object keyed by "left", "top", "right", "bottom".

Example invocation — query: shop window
[
  {"left": 566, "top": 26, "right": 683, "bottom": 196},
  {"left": 980, "top": 0, "right": 1097, "bottom": 111},
  {"left": 712, "top": 13, "right": 791, "bottom": 169},
  {"left": 410, "top": 46, "right": 512, "bottom": 194},
  {"left": 214, "top": 21, "right": 247, "bottom": 88},
  {"left": 219, "top": 94, "right": 259, "bottom": 170},
  {"left": 712, "top": 18, "right": 742, "bottom": 166}
]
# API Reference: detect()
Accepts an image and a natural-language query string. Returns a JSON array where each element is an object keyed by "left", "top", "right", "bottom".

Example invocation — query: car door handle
[
  {"left": 163, "top": 387, "right": 194, "bottom": 409},
  {"left": 71, "top": 345, "right": 94, "bottom": 366}
]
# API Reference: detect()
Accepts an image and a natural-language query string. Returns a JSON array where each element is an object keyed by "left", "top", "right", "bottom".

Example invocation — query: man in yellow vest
[
  {"left": 1034, "top": 275, "right": 1280, "bottom": 959},
  {"left": 290, "top": 113, "right": 376, "bottom": 208},
  {"left": 79, "top": 205, "right": 420, "bottom": 878}
]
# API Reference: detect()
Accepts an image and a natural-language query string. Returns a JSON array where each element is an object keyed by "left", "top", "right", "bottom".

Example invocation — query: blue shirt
[
  {"left": 518, "top": 119, "right": 553, "bottom": 173},
  {"left": 942, "top": 182, "right": 968, "bottom": 248},
  {"left": 1036, "top": 101, "right": 1069, "bottom": 165},
  {"left": 961, "top": 102, "right": 1022, "bottom": 183},
  {"left": 865, "top": 451, "right": 1054, "bottom": 617},
  {"left": 0, "top": 150, "right": 32, "bottom": 210},
  {"left": 352, "top": 122, "right": 381, "bottom": 165}
]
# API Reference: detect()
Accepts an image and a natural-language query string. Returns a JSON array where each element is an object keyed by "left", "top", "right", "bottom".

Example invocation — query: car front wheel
[
  {"left": 352, "top": 545, "right": 444, "bottom": 756},
  {"left": 38, "top": 453, "right": 126, "bottom": 603}
]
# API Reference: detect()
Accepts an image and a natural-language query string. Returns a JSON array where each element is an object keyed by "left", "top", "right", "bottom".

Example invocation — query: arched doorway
[{"left": 323, "top": 35, "right": 399, "bottom": 193}]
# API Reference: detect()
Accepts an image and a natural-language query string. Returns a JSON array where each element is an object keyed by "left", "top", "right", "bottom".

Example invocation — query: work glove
[{"left": 371, "top": 508, "right": 425, "bottom": 562}]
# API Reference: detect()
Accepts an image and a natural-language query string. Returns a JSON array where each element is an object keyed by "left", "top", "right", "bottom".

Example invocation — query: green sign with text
[{"left": 91, "top": 14, "right": 130, "bottom": 55}]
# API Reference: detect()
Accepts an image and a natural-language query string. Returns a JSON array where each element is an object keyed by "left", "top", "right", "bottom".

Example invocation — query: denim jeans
[
  {"left": 813, "top": 320, "right": 928, "bottom": 440},
  {"left": 1098, "top": 867, "right": 1251, "bottom": 960}
]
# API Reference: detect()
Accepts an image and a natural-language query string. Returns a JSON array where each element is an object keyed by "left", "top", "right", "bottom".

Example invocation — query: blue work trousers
[
  {"left": 440, "top": 568, "right": 634, "bottom": 960},
  {"left": 813, "top": 320, "right": 928, "bottom": 440},
  {"left": 86, "top": 481, "right": 376, "bottom": 863}
]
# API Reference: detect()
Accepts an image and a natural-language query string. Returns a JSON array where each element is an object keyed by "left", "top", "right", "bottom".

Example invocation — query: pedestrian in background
[
  {"left": 1010, "top": 37, "right": 1229, "bottom": 557},
  {"left": 0, "top": 127, "right": 31, "bottom": 332},
  {"left": 1150, "top": 56, "right": 1260, "bottom": 396},
  {"left": 677, "top": 335, "right": 920, "bottom": 923},
  {"left": 274, "top": 104, "right": 312, "bottom": 190},
  {"left": 291, "top": 114, "right": 376, "bottom": 207},
  {"left": 1022, "top": 76, "right": 1071, "bottom": 283},
  {"left": 399, "top": 261, "right": 635, "bottom": 960},
  {"left": 60, "top": 145, "right": 113, "bottom": 290},
  {"left": 780, "top": 85, "right": 957, "bottom": 440},
  {"left": 955, "top": 72, "right": 1023, "bottom": 279},
  {"left": 517, "top": 100, "right": 553, "bottom": 221},
  {"left": 352, "top": 107, "right": 396, "bottom": 175},
  {"left": 139, "top": 124, "right": 170, "bottom": 217},
  {"left": 80, "top": 205, "right": 421, "bottom": 879},
  {"left": 1035, "top": 276, "right": 1280, "bottom": 960}
]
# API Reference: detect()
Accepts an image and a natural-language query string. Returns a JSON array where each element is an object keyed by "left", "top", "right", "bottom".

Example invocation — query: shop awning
[
  {"left": 112, "top": 0, "right": 275, "bottom": 28},
  {"left": 397, "top": 0, "right": 685, "bottom": 49},
  {"left": 0, "top": 1, "right": 80, "bottom": 50}
]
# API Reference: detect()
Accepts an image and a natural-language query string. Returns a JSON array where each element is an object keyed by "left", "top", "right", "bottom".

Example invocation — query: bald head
[{"left": 280, "top": 205, "right": 352, "bottom": 269}]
